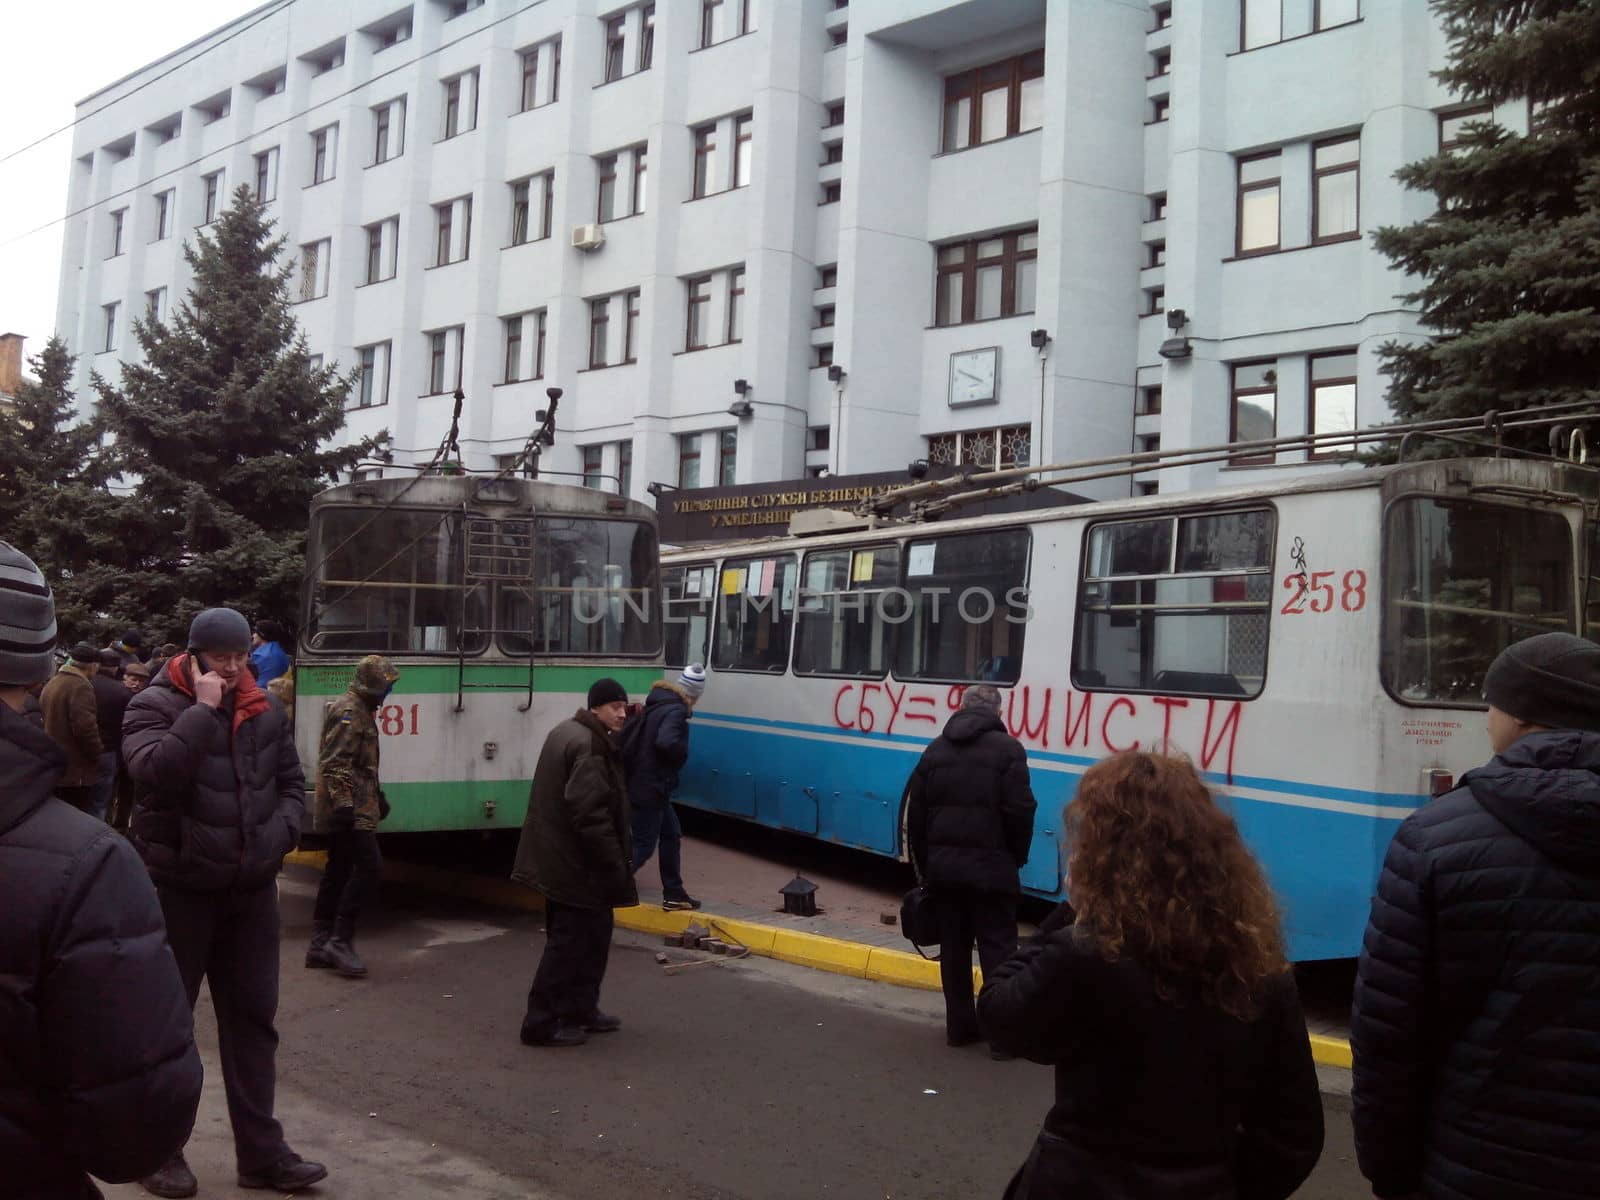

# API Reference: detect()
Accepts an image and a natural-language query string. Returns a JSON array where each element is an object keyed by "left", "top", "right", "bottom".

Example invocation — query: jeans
[
  {"left": 631, "top": 802, "right": 686, "bottom": 898},
  {"left": 523, "top": 899, "right": 615, "bottom": 1036},
  {"left": 90, "top": 751, "right": 118, "bottom": 822},
  {"left": 312, "top": 829, "right": 382, "bottom": 941},
  {"left": 936, "top": 889, "right": 1018, "bottom": 1044}
]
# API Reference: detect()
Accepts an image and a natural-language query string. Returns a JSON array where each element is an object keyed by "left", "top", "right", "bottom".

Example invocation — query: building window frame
[
  {"left": 425, "top": 326, "right": 464, "bottom": 396},
  {"left": 1311, "top": 134, "right": 1360, "bottom": 245},
  {"left": 372, "top": 97, "right": 406, "bottom": 164},
  {"left": 726, "top": 268, "right": 745, "bottom": 344},
  {"left": 363, "top": 217, "right": 398, "bottom": 285},
  {"left": 1235, "top": 151, "right": 1282, "bottom": 257},
  {"left": 1438, "top": 103, "right": 1493, "bottom": 153},
  {"left": 678, "top": 433, "right": 702, "bottom": 489},
  {"left": 311, "top": 125, "right": 337, "bottom": 185},
  {"left": 596, "top": 153, "right": 619, "bottom": 222},
  {"left": 202, "top": 170, "right": 224, "bottom": 224},
  {"left": 685, "top": 275, "right": 712, "bottom": 350},
  {"left": 253, "top": 148, "right": 277, "bottom": 202},
  {"left": 733, "top": 113, "right": 753, "bottom": 188},
  {"left": 603, "top": 14, "right": 627, "bottom": 82},
  {"left": 101, "top": 302, "right": 119, "bottom": 352},
  {"left": 934, "top": 227, "right": 1038, "bottom": 327},
  {"left": 718, "top": 428, "right": 738, "bottom": 486},
  {"left": 353, "top": 341, "right": 390, "bottom": 409},
  {"left": 589, "top": 297, "right": 611, "bottom": 369},
  {"left": 1308, "top": 349, "right": 1359, "bottom": 459},
  {"left": 940, "top": 50, "right": 1046, "bottom": 154},
  {"left": 517, "top": 37, "right": 562, "bottom": 112},
  {"left": 624, "top": 289, "right": 641, "bottom": 363},
  {"left": 1229, "top": 360, "right": 1278, "bottom": 465},
  {"left": 692, "top": 123, "right": 717, "bottom": 199}
]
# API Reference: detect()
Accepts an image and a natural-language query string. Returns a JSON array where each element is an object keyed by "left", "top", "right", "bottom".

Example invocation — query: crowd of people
[{"left": 5, "top": 526, "right": 1600, "bottom": 1199}]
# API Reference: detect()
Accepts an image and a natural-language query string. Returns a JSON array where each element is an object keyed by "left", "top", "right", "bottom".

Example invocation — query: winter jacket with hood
[
  {"left": 315, "top": 656, "right": 398, "bottom": 833},
  {"left": 906, "top": 707, "right": 1036, "bottom": 893},
  {"left": 1352, "top": 729, "right": 1600, "bottom": 1200},
  {"left": 39, "top": 664, "right": 102, "bottom": 787},
  {"left": 618, "top": 680, "right": 692, "bottom": 810},
  {"left": 122, "top": 654, "right": 306, "bottom": 893},
  {"left": 512, "top": 709, "right": 637, "bottom": 910},
  {"left": 0, "top": 702, "right": 202, "bottom": 1199}
]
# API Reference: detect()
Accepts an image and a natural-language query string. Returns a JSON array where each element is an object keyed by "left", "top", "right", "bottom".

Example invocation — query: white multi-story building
[{"left": 55, "top": 0, "right": 1511, "bottom": 501}]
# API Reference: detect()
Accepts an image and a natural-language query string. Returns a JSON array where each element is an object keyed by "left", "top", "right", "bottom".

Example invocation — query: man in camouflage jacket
[{"left": 307, "top": 655, "right": 399, "bottom": 979}]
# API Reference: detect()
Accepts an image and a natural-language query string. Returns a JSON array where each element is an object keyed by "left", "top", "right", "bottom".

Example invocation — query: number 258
[{"left": 1280, "top": 569, "right": 1367, "bottom": 615}]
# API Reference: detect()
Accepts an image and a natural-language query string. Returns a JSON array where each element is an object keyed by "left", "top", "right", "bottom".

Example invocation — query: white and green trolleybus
[{"left": 294, "top": 472, "right": 664, "bottom": 833}]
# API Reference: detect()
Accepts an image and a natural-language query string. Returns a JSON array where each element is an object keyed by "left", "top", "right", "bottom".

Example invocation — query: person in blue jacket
[
  {"left": 620, "top": 664, "right": 706, "bottom": 910},
  {"left": 248, "top": 618, "right": 291, "bottom": 687}
]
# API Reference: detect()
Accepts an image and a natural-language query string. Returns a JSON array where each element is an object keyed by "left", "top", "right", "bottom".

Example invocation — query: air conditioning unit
[{"left": 571, "top": 224, "right": 605, "bottom": 252}]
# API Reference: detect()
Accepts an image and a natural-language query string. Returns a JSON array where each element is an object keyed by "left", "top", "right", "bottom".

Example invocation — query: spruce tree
[
  {"left": 90, "top": 186, "right": 385, "bottom": 642},
  {"left": 1375, "top": 0, "right": 1600, "bottom": 452}
]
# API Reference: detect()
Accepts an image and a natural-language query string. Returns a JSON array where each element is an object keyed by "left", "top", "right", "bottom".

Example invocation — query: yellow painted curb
[{"left": 282, "top": 852, "right": 1353, "bottom": 1069}]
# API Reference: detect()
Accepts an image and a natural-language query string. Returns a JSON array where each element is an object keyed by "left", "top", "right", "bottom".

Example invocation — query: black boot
[
  {"left": 325, "top": 937, "right": 367, "bottom": 978},
  {"left": 142, "top": 1152, "right": 198, "bottom": 1198},
  {"left": 305, "top": 921, "right": 333, "bottom": 969}
]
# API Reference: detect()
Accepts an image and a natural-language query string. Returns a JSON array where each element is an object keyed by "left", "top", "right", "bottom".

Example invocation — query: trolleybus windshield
[
  {"left": 1384, "top": 497, "right": 1574, "bottom": 704},
  {"left": 497, "top": 516, "right": 660, "bottom": 656}
]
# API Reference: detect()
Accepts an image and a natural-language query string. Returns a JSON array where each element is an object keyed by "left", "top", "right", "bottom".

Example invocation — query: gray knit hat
[
  {"left": 0, "top": 541, "right": 57, "bottom": 686},
  {"left": 1484, "top": 633, "right": 1600, "bottom": 734},
  {"left": 187, "top": 607, "right": 252, "bottom": 654}
]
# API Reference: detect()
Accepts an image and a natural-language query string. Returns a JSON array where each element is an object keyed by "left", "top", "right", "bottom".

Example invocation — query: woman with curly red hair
[{"left": 978, "top": 751, "right": 1324, "bottom": 1199}]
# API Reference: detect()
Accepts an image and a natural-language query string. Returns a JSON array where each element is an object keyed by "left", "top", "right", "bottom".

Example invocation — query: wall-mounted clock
[{"left": 949, "top": 347, "right": 999, "bottom": 408}]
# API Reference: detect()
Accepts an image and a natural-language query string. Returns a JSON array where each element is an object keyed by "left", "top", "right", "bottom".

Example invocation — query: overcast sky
[{"left": 0, "top": 0, "right": 261, "bottom": 365}]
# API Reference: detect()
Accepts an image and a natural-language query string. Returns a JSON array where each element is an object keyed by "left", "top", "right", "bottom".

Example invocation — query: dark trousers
[
  {"left": 90, "top": 751, "right": 118, "bottom": 821},
  {"left": 936, "top": 889, "right": 1018, "bottom": 1043},
  {"left": 158, "top": 883, "right": 288, "bottom": 1174},
  {"left": 631, "top": 802, "right": 687, "bottom": 897},
  {"left": 522, "top": 899, "right": 614, "bottom": 1036},
  {"left": 313, "top": 828, "right": 382, "bottom": 940},
  {"left": 54, "top": 785, "right": 96, "bottom": 815}
]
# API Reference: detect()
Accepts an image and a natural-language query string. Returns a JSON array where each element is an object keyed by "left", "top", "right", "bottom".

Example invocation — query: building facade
[{"left": 55, "top": 0, "right": 1506, "bottom": 502}]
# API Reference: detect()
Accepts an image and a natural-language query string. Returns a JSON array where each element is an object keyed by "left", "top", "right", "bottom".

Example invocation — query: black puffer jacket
[
  {"left": 1352, "top": 729, "right": 1600, "bottom": 1200},
  {"left": 905, "top": 708, "right": 1036, "bottom": 893},
  {"left": 0, "top": 703, "right": 202, "bottom": 1199},
  {"left": 979, "top": 918, "right": 1323, "bottom": 1200},
  {"left": 619, "top": 681, "right": 692, "bottom": 810},
  {"left": 123, "top": 656, "right": 305, "bottom": 892}
]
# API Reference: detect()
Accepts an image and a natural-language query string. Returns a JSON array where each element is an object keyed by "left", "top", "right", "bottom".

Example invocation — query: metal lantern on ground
[{"left": 780, "top": 875, "right": 819, "bottom": 917}]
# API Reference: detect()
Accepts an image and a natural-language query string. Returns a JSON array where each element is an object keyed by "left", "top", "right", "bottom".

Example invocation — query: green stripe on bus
[
  {"left": 294, "top": 662, "right": 664, "bottom": 697},
  {"left": 373, "top": 779, "right": 534, "bottom": 833}
]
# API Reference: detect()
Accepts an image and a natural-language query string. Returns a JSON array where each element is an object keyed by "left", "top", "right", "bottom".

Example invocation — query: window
[
  {"left": 539, "top": 172, "right": 554, "bottom": 239},
  {"left": 1384, "top": 498, "right": 1573, "bottom": 705},
  {"left": 583, "top": 445, "right": 604, "bottom": 489},
  {"left": 1138, "top": 385, "right": 1163, "bottom": 415},
  {"left": 1074, "top": 509, "right": 1274, "bottom": 698},
  {"left": 442, "top": 71, "right": 478, "bottom": 139},
  {"left": 1309, "top": 350, "right": 1358, "bottom": 457},
  {"left": 503, "top": 316, "right": 525, "bottom": 384},
  {"left": 372, "top": 16, "right": 411, "bottom": 48},
  {"left": 618, "top": 439, "right": 633, "bottom": 496},
  {"left": 1316, "top": 0, "right": 1359, "bottom": 31},
  {"left": 202, "top": 171, "right": 223, "bottom": 223},
  {"left": 154, "top": 190, "right": 173, "bottom": 240},
  {"left": 640, "top": 5, "right": 656, "bottom": 70},
  {"left": 713, "top": 554, "right": 798, "bottom": 674},
  {"left": 1439, "top": 104, "right": 1492, "bottom": 154},
  {"left": 726, "top": 268, "right": 745, "bottom": 343},
  {"left": 198, "top": 95, "right": 230, "bottom": 124},
  {"left": 718, "top": 429, "right": 738, "bottom": 485},
  {"left": 1151, "top": 95, "right": 1170, "bottom": 123},
  {"left": 307, "top": 43, "right": 344, "bottom": 75},
  {"left": 445, "top": 0, "right": 484, "bottom": 18},
  {"left": 519, "top": 37, "right": 562, "bottom": 111},
  {"left": 352, "top": 342, "right": 391, "bottom": 409},
  {"left": 632, "top": 145, "right": 648, "bottom": 215},
  {"left": 363, "top": 217, "right": 398, "bottom": 284},
  {"left": 604, "top": 15, "right": 626, "bottom": 82},
  {"left": 1138, "top": 434, "right": 1162, "bottom": 455},
  {"left": 433, "top": 196, "right": 471, "bottom": 265},
  {"left": 589, "top": 297, "right": 610, "bottom": 368},
  {"left": 1152, "top": 2, "right": 1172, "bottom": 29},
  {"left": 793, "top": 545, "right": 901, "bottom": 678},
  {"left": 700, "top": 0, "right": 753, "bottom": 48},
  {"left": 502, "top": 310, "right": 548, "bottom": 382},
  {"left": 595, "top": 145, "right": 647, "bottom": 223},
  {"left": 941, "top": 51, "right": 1045, "bottom": 152},
  {"left": 1312, "top": 135, "right": 1359, "bottom": 242},
  {"left": 1230, "top": 362, "right": 1277, "bottom": 463},
  {"left": 1151, "top": 49, "right": 1171, "bottom": 77},
  {"left": 299, "top": 238, "right": 331, "bottom": 301},
  {"left": 814, "top": 344, "right": 834, "bottom": 369},
  {"left": 109, "top": 209, "right": 125, "bottom": 256},
  {"left": 806, "top": 426, "right": 830, "bottom": 452},
  {"left": 596, "top": 153, "right": 618, "bottom": 222},
  {"left": 373, "top": 98, "right": 406, "bottom": 164},
  {"left": 664, "top": 563, "right": 715, "bottom": 667},
  {"left": 925, "top": 425, "right": 1031, "bottom": 470},
  {"left": 823, "top": 142, "right": 843, "bottom": 165},
  {"left": 820, "top": 181, "right": 841, "bottom": 204},
  {"left": 1145, "top": 287, "right": 1165, "bottom": 315},
  {"left": 145, "top": 288, "right": 167, "bottom": 323},
  {"left": 1148, "top": 192, "right": 1167, "bottom": 221},
  {"left": 734, "top": 114, "right": 753, "bottom": 187},
  {"left": 935, "top": 228, "right": 1038, "bottom": 326},
  {"left": 829, "top": 28, "right": 847, "bottom": 47},
  {"left": 678, "top": 434, "right": 701, "bottom": 488},
  {"left": 692, "top": 124, "right": 717, "bottom": 198},
  {"left": 895, "top": 529, "right": 1030, "bottom": 684},
  {"left": 685, "top": 276, "right": 711, "bottom": 349},
  {"left": 1138, "top": 481, "right": 1160, "bottom": 497},
  {"left": 818, "top": 264, "right": 838, "bottom": 288},
  {"left": 1147, "top": 241, "right": 1166, "bottom": 267},
  {"left": 101, "top": 303, "right": 118, "bottom": 353},
  {"left": 815, "top": 304, "right": 835, "bottom": 328},
  {"left": 253, "top": 148, "right": 277, "bottom": 202},
  {"left": 509, "top": 171, "right": 555, "bottom": 244},
  {"left": 1236, "top": 152, "right": 1281, "bottom": 255},
  {"left": 624, "top": 290, "right": 640, "bottom": 363},
  {"left": 311, "top": 125, "right": 337, "bottom": 185},
  {"left": 1241, "top": 0, "right": 1281, "bottom": 50},
  {"left": 425, "top": 326, "right": 464, "bottom": 394},
  {"left": 825, "top": 102, "right": 845, "bottom": 128},
  {"left": 511, "top": 180, "right": 531, "bottom": 244}
]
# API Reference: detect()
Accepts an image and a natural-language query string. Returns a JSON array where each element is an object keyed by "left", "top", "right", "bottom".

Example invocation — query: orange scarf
[{"left": 164, "top": 653, "right": 271, "bottom": 732}]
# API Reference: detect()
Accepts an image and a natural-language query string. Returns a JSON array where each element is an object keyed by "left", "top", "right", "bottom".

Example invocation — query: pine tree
[
  {"left": 1375, "top": 1, "right": 1600, "bottom": 453},
  {"left": 89, "top": 186, "right": 386, "bottom": 642}
]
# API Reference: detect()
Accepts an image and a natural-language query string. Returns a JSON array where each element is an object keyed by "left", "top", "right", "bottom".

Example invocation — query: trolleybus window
[
  {"left": 1073, "top": 508, "right": 1273, "bottom": 698},
  {"left": 307, "top": 508, "right": 489, "bottom": 654},
  {"left": 663, "top": 562, "right": 715, "bottom": 666},
  {"left": 499, "top": 518, "right": 660, "bottom": 655},
  {"left": 1384, "top": 498, "right": 1573, "bottom": 704},
  {"left": 893, "top": 529, "right": 1029, "bottom": 685},
  {"left": 713, "top": 555, "right": 798, "bottom": 673},
  {"left": 793, "top": 545, "right": 901, "bottom": 678}
]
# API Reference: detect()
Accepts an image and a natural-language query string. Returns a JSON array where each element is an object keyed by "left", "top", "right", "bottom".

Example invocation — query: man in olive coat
[
  {"left": 39, "top": 642, "right": 102, "bottom": 814},
  {"left": 512, "top": 678, "right": 637, "bottom": 1047}
]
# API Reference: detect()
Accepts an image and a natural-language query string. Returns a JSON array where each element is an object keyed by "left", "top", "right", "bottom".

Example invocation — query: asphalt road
[{"left": 110, "top": 869, "right": 1367, "bottom": 1199}]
